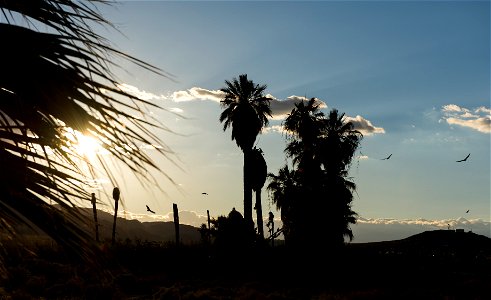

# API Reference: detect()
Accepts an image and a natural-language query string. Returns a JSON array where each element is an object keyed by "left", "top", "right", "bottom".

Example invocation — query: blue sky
[{"left": 90, "top": 1, "right": 490, "bottom": 241}]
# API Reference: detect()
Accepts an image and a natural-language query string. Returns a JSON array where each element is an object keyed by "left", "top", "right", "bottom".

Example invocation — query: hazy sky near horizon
[{"left": 88, "top": 1, "right": 490, "bottom": 238}]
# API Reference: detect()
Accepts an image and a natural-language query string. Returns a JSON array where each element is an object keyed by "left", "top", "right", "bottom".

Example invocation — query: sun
[{"left": 74, "top": 132, "right": 103, "bottom": 157}]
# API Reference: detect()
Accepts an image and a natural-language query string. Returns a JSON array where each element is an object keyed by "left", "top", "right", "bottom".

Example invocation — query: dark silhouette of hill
[
  {"left": 77, "top": 208, "right": 201, "bottom": 244},
  {"left": 2, "top": 207, "right": 201, "bottom": 244},
  {"left": 349, "top": 229, "right": 491, "bottom": 258}
]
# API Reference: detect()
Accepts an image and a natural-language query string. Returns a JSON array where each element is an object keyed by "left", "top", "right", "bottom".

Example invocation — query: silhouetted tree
[
  {"left": 209, "top": 208, "right": 249, "bottom": 256},
  {"left": 219, "top": 74, "right": 272, "bottom": 232},
  {"left": 250, "top": 147, "right": 267, "bottom": 239},
  {"left": 0, "top": 0, "right": 172, "bottom": 263},
  {"left": 266, "top": 165, "right": 301, "bottom": 244},
  {"left": 268, "top": 101, "right": 362, "bottom": 251}
]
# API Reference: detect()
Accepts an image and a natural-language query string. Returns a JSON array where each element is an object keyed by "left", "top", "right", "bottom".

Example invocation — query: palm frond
[{"left": 0, "top": 0, "right": 175, "bottom": 265}]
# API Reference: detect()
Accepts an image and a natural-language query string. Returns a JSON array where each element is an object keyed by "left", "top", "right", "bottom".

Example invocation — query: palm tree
[
  {"left": 250, "top": 147, "right": 267, "bottom": 239},
  {"left": 0, "top": 0, "right": 173, "bottom": 262},
  {"left": 266, "top": 165, "right": 299, "bottom": 243},
  {"left": 268, "top": 103, "right": 362, "bottom": 249},
  {"left": 320, "top": 109, "right": 362, "bottom": 176},
  {"left": 284, "top": 98, "right": 325, "bottom": 180},
  {"left": 219, "top": 74, "right": 271, "bottom": 230}
]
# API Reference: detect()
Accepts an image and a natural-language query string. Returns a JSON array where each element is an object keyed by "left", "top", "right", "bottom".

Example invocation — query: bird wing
[{"left": 457, "top": 153, "right": 470, "bottom": 162}]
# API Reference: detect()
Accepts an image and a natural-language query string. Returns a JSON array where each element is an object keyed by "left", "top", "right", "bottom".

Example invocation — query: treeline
[{"left": 207, "top": 74, "right": 362, "bottom": 254}]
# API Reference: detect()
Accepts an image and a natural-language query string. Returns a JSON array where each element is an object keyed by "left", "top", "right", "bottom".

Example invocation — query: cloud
[
  {"left": 344, "top": 115, "right": 385, "bottom": 136},
  {"left": 171, "top": 87, "right": 225, "bottom": 102},
  {"left": 118, "top": 83, "right": 165, "bottom": 101},
  {"left": 119, "top": 84, "right": 384, "bottom": 136},
  {"left": 441, "top": 104, "right": 491, "bottom": 134},
  {"left": 169, "top": 107, "right": 184, "bottom": 113},
  {"left": 117, "top": 210, "right": 207, "bottom": 226},
  {"left": 99, "top": 208, "right": 490, "bottom": 244},
  {"left": 262, "top": 115, "right": 384, "bottom": 137},
  {"left": 446, "top": 117, "right": 491, "bottom": 134},
  {"left": 268, "top": 95, "right": 327, "bottom": 120},
  {"left": 262, "top": 125, "right": 287, "bottom": 135}
]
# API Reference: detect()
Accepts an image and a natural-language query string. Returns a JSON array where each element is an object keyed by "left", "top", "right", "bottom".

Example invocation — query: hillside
[{"left": 3, "top": 207, "right": 202, "bottom": 245}]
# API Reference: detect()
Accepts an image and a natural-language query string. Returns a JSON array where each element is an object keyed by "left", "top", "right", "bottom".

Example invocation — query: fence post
[
  {"left": 111, "top": 187, "right": 120, "bottom": 245},
  {"left": 173, "top": 203, "right": 180, "bottom": 246},
  {"left": 91, "top": 193, "right": 99, "bottom": 243}
]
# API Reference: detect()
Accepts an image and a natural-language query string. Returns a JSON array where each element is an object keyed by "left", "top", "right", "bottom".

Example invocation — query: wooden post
[
  {"left": 268, "top": 211, "right": 274, "bottom": 247},
  {"left": 111, "top": 187, "right": 120, "bottom": 245},
  {"left": 91, "top": 193, "right": 99, "bottom": 243},
  {"left": 207, "top": 209, "right": 211, "bottom": 230},
  {"left": 173, "top": 203, "right": 180, "bottom": 246}
]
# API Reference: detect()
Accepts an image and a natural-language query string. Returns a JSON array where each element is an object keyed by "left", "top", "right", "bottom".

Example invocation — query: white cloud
[
  {"left": 98, "top": 208, "right": 490, "bottom": 243},
  {"left": 262, "top": 125, "right": 287, "bottom": 135},
  {"left": 169, "top": 107, "right": 184, "bottom": 113},
  {"left": 344, "top": 115, "right": 386, "bottom": 136},
  {"left": 476, "top": 106, "right": 491, "bottom": 114},
  {"left": 118, "top": 84, "right": 384, "bottom": 136},
  {"left": 446, "top": 116, "right": 491, "bottom": 134},
  {"left": 262, "top": 115, "right": 384, "bottom": 137},
  {"left": 118, "top": 83, "right": 165, "bottom": 101},
  {"left": 171, "top": 87, "right": 225, "bottom": 102},
  {"left": 442, "top": 104, "right": 467, "bottom": 113},
  {"left": 441, "top": 104, "right": 491, "bottom": 134}
]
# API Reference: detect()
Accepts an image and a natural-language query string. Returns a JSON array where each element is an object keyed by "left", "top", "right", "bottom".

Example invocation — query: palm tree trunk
[
  {"left": 243, "top": 150, "right": 253, "bottom": 231},
  {"left": 255, "top": 189, "right": 264, "bottom": 239}
]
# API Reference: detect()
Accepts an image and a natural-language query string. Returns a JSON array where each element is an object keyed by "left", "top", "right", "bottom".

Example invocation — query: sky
[{"left": 85, "top": 0, "right": 490, "bottom": 242}]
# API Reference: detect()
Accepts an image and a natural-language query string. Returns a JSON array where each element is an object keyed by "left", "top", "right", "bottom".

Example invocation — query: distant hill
[
  {"left": 5, "top": 207, "right": 490, "bottom": 253},
  {"left": 2, "top": 207, "right": 202, "bottom": 245},
  {"left": 76, "top": 207, "right": 202, "bottom": 244},
  {"left": 350, "top": 229, "right": 491, "bottom": 258}
]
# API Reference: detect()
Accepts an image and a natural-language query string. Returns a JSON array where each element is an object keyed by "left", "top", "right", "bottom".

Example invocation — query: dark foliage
[
  {"left": 268, "top": 102, "right": 362, "bottom": 251},
  {"left": 0, "top": 0, "right": 173, "bottom": 273}
]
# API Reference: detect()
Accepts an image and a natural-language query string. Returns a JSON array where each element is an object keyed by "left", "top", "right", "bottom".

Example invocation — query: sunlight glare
[{"left": 74, "top": 132, "right": 103, "bottom": 157}]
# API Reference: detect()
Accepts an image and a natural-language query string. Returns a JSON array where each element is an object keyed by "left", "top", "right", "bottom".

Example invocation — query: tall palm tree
[
  {"left": 0, "top": 0, "right": 173, "bottom": 262},
  {"left": 320, "top": 109, "right": 362, "bottom": 176},
  {"left": 269, "top": 103, "right": 362, "bottom": 249},
  {"left": 219, "top": 74, "right": 271, "bottom": 229},
  {"left": 284, "top": 98, "right": 325, "bottom": 180},
  {"left": 250, "top": 147, "right": 267, "bottom": 239}
]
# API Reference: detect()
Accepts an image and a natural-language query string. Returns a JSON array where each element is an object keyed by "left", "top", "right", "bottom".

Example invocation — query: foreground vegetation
[{"left": 1, "top": 230, "right": 490, "bottom": 299}]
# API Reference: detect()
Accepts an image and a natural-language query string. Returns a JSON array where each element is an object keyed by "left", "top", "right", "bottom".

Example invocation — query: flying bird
[
  {"left": 146, "top": 205, "right": 155, "bottom": 214},
  {"left": 456, "top": 153, "right": 470, "bottom": 162},
  {"left": 381, "top": 154, "right": 392, "bottom": 160},
  {"left": 202, "top": 192, "right": 208, "bottom": 195},
  {"left": 466, "top": 210, "right": 469, "bottom": 213}
]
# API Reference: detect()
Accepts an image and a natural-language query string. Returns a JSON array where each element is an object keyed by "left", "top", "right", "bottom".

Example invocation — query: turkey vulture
[
  {"left": 456, "top": 153, "right": 470, "bottom": 162},
  {"left": 146, "top": 205, "right": 155, "bottom": 214}
]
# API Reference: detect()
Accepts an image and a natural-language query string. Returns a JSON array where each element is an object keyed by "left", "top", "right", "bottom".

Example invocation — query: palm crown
[{"left": 219, "top": 74, "right": 272, "bottom": 152}]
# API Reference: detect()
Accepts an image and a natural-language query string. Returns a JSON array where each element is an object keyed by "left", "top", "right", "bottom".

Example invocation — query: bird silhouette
[
  {"left": 146, "top": 205, "right": 155, "bottom": 214},
  {"left": 202, "top": 192, "right": 208, "bottom": 195},
  {"left": 381, "top": 154, "right": 392, "bottom": 160},
  {"left": 466, "top": 209, "right": 469, "bottom": 213},
  {"left": 456, "top": 153, "right": 470, "bottom": 162}
]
